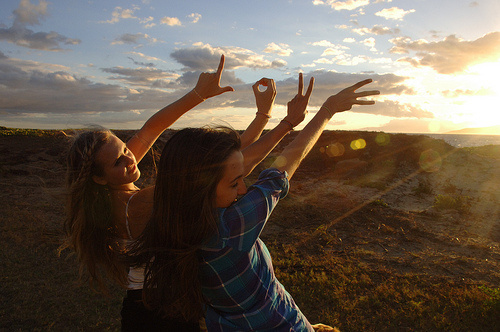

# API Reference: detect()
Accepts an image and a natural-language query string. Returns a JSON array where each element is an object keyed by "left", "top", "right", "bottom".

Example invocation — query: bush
[{"left": 433, "top": 194, "right": 471, "bottom": 213}]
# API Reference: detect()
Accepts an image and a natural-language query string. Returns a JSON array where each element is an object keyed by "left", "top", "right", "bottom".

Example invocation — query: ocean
[{"left": 411, "top": 133, "right": 500, "bottom": 148}]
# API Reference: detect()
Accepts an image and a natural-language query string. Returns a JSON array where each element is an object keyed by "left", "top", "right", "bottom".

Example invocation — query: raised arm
[
  {"left": 239, "top": 78, "right": 276, "bottom": 149},
  {"left": 272, "top": 79, "right": 380, "bottom": 179},
  {"left": 242, "top": 73, "right": 313, "bottom": 176},
  {"left": 127, "top": 55, "right": 234, "bottom": 163}
]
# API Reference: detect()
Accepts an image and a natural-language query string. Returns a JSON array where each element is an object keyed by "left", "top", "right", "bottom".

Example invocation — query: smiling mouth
[{"left": 128, "top": 164, "right": 137, "bottom": 173}]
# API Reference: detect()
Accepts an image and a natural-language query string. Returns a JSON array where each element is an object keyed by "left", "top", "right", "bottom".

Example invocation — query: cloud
[
  {"left": 0, "top": 54, "right": 421, "bottom": 129},
  {"left": 441, "top": 88, "right": 495, "bottom": 98},
  {"left": 390, "top": 32, "right": 500, "bottom": 74},
  {"left": 0, "top": 0, "right": 81, "bottom": 51},
  {"left": 313, "top": 0, "right": 370, "bottom": 11},
  {"left": 102, "top": 66, "right": 179, "bottom": 88},
  {"left": 310, "top": 40, "right": 337, "bottom": 47},
  {"left": 101, "top": 6, "right": 139, "bottom": 24},
  {"left": 263, "top": 43, "right": 293, "bottom": 57},
  {"left": 170, "top": 43, "right": 287, "bottom": 71},
  {"left": 111, "top": 33, "right": 158, "bottom": 45},
  {"left": 375, "top": 7, "right": 415, "bottom": 20},
  {"left": 361, "top": 118, "right": 459, "bottom": 133},
  {"left": 188, "top": 13, "right": 202, "bottom": 23},
  {"left": 353, "top": 25, "right": 400, "bottom": 36},
  {"left": 161, "top": 17, "right": 182, "bottom": 26}
]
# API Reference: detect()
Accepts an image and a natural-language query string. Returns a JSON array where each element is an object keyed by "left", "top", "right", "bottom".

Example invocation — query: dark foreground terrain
[{"left": 1, "top": 127, "right": 499, "bottom": 331}]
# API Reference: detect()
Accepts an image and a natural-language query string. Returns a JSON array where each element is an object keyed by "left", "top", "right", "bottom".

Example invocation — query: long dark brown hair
[
  {"left": 60, "top": 129, "right": 128, "bottom": 292},
  {"left": 128, "top": 126, "right": 241, "bottom": 322}
]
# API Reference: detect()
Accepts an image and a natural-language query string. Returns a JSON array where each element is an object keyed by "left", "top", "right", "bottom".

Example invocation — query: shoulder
[{"left": 126, "top": 186, "right": 154, "bottom": 238}]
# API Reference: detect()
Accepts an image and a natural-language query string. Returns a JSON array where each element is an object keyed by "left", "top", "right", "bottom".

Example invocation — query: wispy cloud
[
  {"left": 170, "top": 43, "right": 288, "bottom": 71},
  {"left": 0, "top": 0, "right": 80, "bottom": 51},
  {"left": 161, "top": 16, "right": 182, "bottom": 26},
  {"left": 263, "top": 43, "right": 293, "bottom": 57},
  {"left": 313, "top": 0, "right": 370, "bottom": 11},
  {"left": 375, "top": 7, "right": 415, "bottom": 20},
  {"left": 352, "top": 25, "right": 400, "bottom": 36},
  {"left": 101, "top": 6, "right": 139, "bottom": 24},
  {"left": 188, "top": 13, "right": 202, "bottom": 23},
  {"left": 390, "top": 32, "right": 500, "bottom": 74},
  {"left": 111, "top": 33, "right": 158, "bottom": 45}
]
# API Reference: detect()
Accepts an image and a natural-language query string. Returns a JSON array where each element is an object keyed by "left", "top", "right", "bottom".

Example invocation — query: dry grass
[{"left": 1, "top": 128, "right": 499, "bottom": 331}]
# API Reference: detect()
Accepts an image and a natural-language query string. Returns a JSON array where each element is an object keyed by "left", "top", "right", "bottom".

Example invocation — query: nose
[
  {"left": 237, "top": 181, "right": 247, "bottom": 195},
  {"left": 125, "top": 155, "right": 135, "bottom": 165}
]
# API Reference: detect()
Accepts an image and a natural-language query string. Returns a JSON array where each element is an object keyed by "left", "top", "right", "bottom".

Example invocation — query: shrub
[{"left": 433, "top": 194, "right": 471, "bottom": 213}]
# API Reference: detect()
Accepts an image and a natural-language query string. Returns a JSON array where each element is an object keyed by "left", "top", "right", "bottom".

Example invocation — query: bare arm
[
  {"left": 272, "top": 79, "right": 380, "bottom": 179},
  {"left": 127, "top": 55, "right": 234, "bottom": 163},
  {"left": 239, "top": 78, "right": 276, "bottom": 149},
  {"left": 242, "top": 74, "right": 312, "bottom": 176}
]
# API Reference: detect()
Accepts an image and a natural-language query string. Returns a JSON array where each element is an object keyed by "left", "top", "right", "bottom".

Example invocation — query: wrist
[
  {"left": 321, "top": 104, "right": 335, "bottom": 118},
  {"left": 191, "top": 88, "right": 205, "bottom": 102},
  {"left": 280, "top": 119, "right": 294, "bottom": 131},
  {"left": 255, "top": 111, "right": 271, "bottom": 119}
]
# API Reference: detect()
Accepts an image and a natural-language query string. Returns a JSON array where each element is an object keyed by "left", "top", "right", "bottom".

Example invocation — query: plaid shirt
[{"left": 200, "top": 168, "right": 313, "bottom": 332}]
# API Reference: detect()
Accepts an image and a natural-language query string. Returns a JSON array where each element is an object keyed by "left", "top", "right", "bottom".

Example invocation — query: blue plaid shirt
[{"left": 200, "top": 168, "right": 313, "bottom": 331}]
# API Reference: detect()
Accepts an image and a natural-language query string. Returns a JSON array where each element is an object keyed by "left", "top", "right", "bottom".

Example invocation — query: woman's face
[
  {"left": 93, "top": 135, "right": 141, "bottom": 189},
  {"left": 215, "top": 150, "right": 247, "bottom": 208}
]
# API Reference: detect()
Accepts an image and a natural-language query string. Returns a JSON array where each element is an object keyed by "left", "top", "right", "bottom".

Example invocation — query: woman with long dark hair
[
  {"left": 61, "top": 55, "right": 294, "bottom": 330},
  {"left": 130, "top": 76, "right": 380, "bottom": 330}
]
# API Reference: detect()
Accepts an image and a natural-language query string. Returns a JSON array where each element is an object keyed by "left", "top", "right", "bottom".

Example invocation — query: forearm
[
  {"left": 127, "top": 89, "right": 203, "bottom": 162},
  {"left": 239, "top": 113, "right": 270, "bottom": 149},
  {"left": 241, "top": 121, "right": 292, "bottom": 177},
  {"left": 272, "top": 107, "right": 331, "bottom": 179}
]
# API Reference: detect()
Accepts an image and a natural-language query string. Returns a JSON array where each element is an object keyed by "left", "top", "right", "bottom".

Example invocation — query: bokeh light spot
[
  {"left": 419, "top": 149, "right": 442, "bottom": 172},
  {"left": 326, "top": 142, "right": 345, "bottom": 157},
  {"left": 428, "top": 121, "right": 441, "bottom": 133},
  {"left": 274, "top": 155, "right": 287, "bottom": 168},
  {"left": 350, "top": 139, "right": 366, "bottom": 150},
  {"left": 375, "top": 133, "right": 390, "bottom": 146}
]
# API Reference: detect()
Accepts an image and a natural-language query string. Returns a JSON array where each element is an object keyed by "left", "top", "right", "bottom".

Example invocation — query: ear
[{"left": 92, "top": 175, "right": 107, "bottom": 186}]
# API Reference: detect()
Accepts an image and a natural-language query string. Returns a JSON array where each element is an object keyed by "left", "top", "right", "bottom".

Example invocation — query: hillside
[
  {"left": 1, "top": 128, "right": 499, "bottom": 331},
  {"left": 446, "top": 125, "right": 500, "bottom": 135}
]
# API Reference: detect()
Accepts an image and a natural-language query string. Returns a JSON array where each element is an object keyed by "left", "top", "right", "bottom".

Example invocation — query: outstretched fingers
[
  {"left": 355, "top": 90, "right": 380, "bottom": 98},
  {"left": 216, "top": 54, "right": 225, "bottom": 79},
  {"left": 304, "top": 77, "right": 314, "bottom": 99},
  {"left": 298, "top": 73, "right": 304, "bottom": 95},
  {"left": 350, "top": 79, "right": 373, "bottom": 91}
]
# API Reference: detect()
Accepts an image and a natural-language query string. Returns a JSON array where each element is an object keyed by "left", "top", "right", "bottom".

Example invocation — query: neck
[{"left": 108, "top": 183, "right": 138, "bottom": 192}]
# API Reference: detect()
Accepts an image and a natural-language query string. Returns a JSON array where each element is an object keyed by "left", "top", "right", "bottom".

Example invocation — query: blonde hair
[{"left": 61, "top": 129, "right": 128, "bottom": 292}]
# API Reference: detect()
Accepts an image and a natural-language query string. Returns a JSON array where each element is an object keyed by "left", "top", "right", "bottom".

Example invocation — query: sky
[{"left": 1, "top": 0, "right": 500, "bottom": 133}]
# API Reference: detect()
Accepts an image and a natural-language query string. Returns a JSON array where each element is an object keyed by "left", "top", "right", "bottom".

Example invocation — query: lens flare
[
  {"left": 350, "top": 139, "right": 366, "bottom": 150},
  {"left": 274, "top": 155, "right": 287, "bottom": 168},
  {"left": 375, "top": 133, "right": 390, "bottom": 146},
  {"left": 325, "top": 143, "right": 345, "bottom": 157},
  {"left": 419, "top": 149, "right": 442, "bottom": 172}
]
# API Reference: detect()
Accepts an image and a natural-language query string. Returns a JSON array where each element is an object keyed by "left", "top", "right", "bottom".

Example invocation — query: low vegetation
[{"left": 1, "top": 129, "right": 499, "bottom": 331}]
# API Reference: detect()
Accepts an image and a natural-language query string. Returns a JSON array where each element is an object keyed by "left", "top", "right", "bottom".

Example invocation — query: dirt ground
[{"left": 1, "top": 129, "right": 499, "bottom": 329}]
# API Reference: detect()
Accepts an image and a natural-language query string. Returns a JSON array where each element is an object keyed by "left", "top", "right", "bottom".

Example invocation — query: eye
[{"left": 231, "top": 182, "right": 238, "bottom": 188}]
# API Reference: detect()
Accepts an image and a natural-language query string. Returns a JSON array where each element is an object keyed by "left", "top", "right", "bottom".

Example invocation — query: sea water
[{"left": 415, "top": 134, "right": 500, "bottom": 148}]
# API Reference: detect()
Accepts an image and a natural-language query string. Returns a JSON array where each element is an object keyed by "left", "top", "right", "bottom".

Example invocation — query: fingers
[
  {"left": 253, "top": 78, "right": 274, "bottom": 94},
  {"left": 354, "top": 100, "right": 376, "bottom": 105},
  {"left": 350, "top": 78, "right": 373, "bottom": 91},
  {"left": 298, "top": 73, "right": 303, "bottom": 95},
  {"left": 216, "top": 54, "right": 225, "bottom": 78},
  {"left": 355, "top": 90, "right": 380, "bottom": 98},
  {"left": 304, "top": 77, "right": 314, "bottom": 99}
]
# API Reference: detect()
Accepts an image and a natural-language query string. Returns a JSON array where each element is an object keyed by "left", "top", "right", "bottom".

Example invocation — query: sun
[{"left": 462, "top": 61, "right": 500, "bottom": 129}]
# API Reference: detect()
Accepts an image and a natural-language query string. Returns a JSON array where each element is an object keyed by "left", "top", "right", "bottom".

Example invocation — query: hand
[
  {"left": 323, "top": 79, "right": 379, "bottom": 115},
  {"left": 284, "top": 73, "right": 314, "bottom": 127},
  {"left": 193, "top": 55, "right": 234, "bottom": 100},
  {"left": 252, "top": 78, "right": 276, "bottom": 116}
]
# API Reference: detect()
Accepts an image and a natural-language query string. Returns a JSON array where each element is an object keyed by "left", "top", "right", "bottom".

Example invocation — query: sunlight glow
[{"left": 463, "top": 62, "right": 500, "bottom": 128}]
